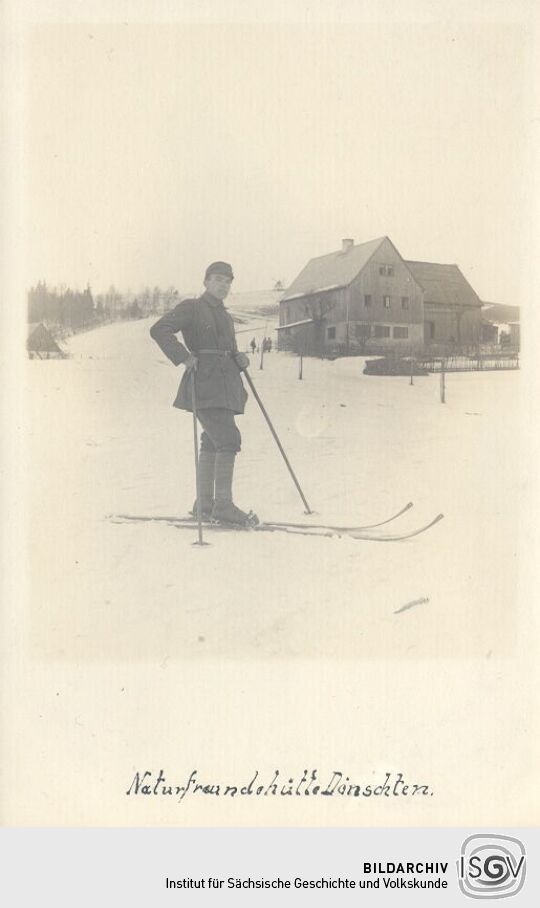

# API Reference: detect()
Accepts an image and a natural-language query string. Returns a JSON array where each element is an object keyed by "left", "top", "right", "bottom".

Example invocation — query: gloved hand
[
  {"left": 234, "top": 352, "right": 250, "bottom": 371},
  {"left": 184, "top": 354, "right": 198, "bottom": 372}
]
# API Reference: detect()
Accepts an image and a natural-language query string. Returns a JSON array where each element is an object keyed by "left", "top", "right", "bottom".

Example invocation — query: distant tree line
[{"left": 28, "top": 282, "right": 181, "bottom": 336}]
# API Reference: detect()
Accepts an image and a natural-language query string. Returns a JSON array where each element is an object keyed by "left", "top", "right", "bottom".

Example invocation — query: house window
[
  {"left": 379, "top": 265, "right": 394, "bottom": 276},
  {"left": 393, "top": 326, "right": 409, "bottom": 339},
  {"left": 327, "top": 326, "right": 336, "bottom": 340},
  {"left": 401, "top": 296, "right": 409, "bottom": 309},
  {"left": 374, "top": 325, "right": 391, "bottom": 338},
  {"left": 364, "top": 294, "right": 372, "bottom": 307},
  {"left": 383, "top": 296, "right": 391, "bottom": 308}
]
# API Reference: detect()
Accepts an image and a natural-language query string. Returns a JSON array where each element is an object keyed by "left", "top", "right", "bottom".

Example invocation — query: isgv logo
[{"left": 458, "top": 835, "right": 526, "bottom": 899}]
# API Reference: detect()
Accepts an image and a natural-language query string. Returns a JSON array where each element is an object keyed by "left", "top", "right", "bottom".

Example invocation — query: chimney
[{"left": 341, "top": 238, "right": 354, "bottom": 252}]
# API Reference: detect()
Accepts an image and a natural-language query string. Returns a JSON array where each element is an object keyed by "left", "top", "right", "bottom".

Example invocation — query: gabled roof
[
  {"left": 27, "top": 322, "right": 63, "bottom": 353},
  {"left": 405, "top": 261, "right": 482, "bottom": 308},
  {"left": 281, "top": 237, "right": 387, "bottom": 302}
]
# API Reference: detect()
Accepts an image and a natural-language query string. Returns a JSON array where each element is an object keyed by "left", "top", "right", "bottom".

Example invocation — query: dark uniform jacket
[{"left": 150, "top": 292, "right": 248, "bottom": 414}]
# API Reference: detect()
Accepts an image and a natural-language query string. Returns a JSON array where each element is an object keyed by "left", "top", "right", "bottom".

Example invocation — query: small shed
[{"left": 27, "top": 323, "right": 65, "bottom": 359}]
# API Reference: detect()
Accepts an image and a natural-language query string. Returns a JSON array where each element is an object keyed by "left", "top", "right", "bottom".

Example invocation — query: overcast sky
[{"left": 24, "top": 10, "right": 532, "bottom": 304}]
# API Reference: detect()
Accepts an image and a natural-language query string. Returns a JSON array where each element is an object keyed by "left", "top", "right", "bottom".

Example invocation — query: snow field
[{"left": 26, "top": 317, "right": 519, "bottom": 662}]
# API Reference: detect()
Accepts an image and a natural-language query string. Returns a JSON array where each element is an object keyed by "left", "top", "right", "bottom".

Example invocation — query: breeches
[{"left": 197, "top": 408, "right": 242, "bottom": 454}]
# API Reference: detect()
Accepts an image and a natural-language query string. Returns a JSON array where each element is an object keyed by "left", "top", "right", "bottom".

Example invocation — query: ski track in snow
[{"left": 27, "top": 316, "right": 519, "bottom": 661}]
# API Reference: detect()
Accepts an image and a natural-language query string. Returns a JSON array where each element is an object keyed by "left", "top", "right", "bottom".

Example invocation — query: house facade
[
  {"left": 405, "top": 261, "right": 482, "bottom": 349},
  {"left": 279, "top": 237, "right": 483, "bottom": 355}
]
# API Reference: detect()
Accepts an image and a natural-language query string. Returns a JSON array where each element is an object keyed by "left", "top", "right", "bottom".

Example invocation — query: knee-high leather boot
[
  {"left": 191, "top": 449, "right": 215, "bottom": 517},
  {"left": 211, "top": 452, "right": 253, "bottom": 525}
]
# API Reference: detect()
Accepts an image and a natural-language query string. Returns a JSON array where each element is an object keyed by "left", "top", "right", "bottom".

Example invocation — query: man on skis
[{"left": 150, "top": 261, "right": 255, "bottom": 525}]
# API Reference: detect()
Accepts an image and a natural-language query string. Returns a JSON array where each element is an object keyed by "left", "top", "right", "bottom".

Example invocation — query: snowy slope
[
  {"left": 27, "top": 316, "right": 519, "bottom": 662},
  {"left": 225, "top": 288, "right": 282, "bottom": 317}
]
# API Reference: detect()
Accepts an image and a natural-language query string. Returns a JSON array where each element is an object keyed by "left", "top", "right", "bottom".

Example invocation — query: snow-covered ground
[
  {"left": 26, "top": 315, "right": 519, "bottom": 662},
  {"left": 7, "top": 311, "right": 533, "bottom": 828}
]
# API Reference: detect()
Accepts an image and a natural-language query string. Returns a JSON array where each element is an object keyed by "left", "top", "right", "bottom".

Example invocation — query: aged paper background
[{"left": 2, "top": 0, "right": 539, "bottom": 827}]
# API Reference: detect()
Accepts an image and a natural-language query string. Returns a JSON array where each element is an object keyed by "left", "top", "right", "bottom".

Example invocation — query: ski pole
[
  {"left": 190, "top": 370, "right": 209, "bottom": 546},
  {"left": 242, "top": 369, "right": 313, "bottom": 514}
]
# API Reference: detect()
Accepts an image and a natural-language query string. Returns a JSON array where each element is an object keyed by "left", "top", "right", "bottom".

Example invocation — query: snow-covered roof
[
  {"left": 405, "top": 261, "right": 482, "bottom": 308},
  {"left": 276, "top": 318, "right": 316, "bottom": 331},
  {"left": 280, "top": 284, "right": 344, "bottom": 302},
  {"left": 281, "top": 237, "right": 386, "bottom": 302},
  {"left": 27, "top": 322, "right": 63, "bottom": 352},
  {"left": 281, "top": 238, "right": 483, "bottom": 310}
]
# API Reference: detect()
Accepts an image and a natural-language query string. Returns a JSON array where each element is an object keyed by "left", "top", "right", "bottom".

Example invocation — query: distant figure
[
  {"left": 265, "top": 337, "right": 272, "bottom": 353},
  {"left": 250, "top": 337, "right": 256, "bottom": 354}
]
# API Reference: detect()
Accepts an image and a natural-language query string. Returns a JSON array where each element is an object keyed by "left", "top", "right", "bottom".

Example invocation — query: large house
[{"left": 278, "top": 236, "right": 483, "bottom": 355}]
